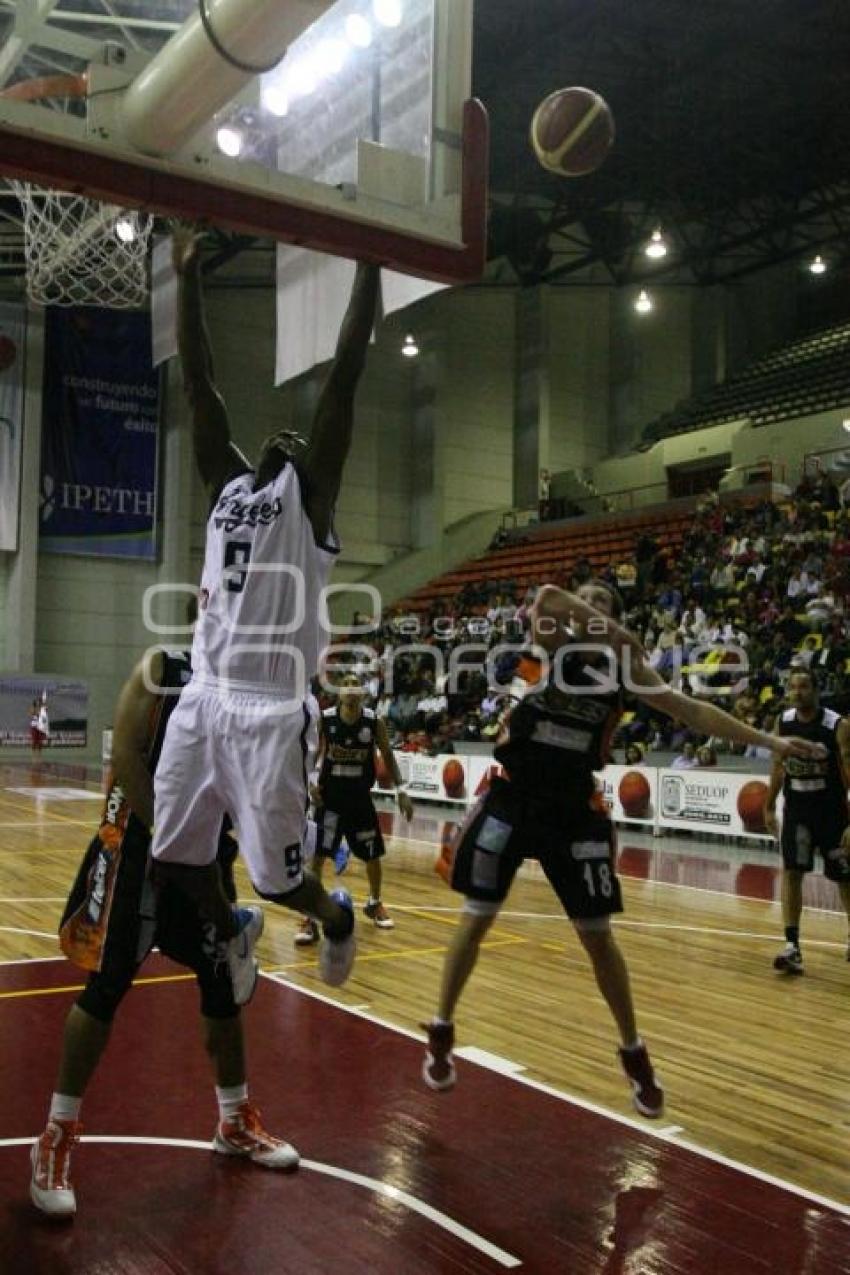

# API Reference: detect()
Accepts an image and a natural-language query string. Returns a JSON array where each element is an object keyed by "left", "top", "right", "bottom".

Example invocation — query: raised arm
[
  {"left": 110, "top": 651, "right": 164, "bottom": 830},
  {"left": 172, "top": 230, "right": 250, "bottom": 500},
  {"left": 629, "top": 660, "right": 825, "bottom": 762},
  {"left": 301, "top": 262, "right": 380, "bottom": 546}
]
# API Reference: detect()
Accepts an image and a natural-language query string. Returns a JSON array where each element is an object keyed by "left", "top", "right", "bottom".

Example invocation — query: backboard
[{"left": 0, "top": 0, "right": 487, "bottom": 286}]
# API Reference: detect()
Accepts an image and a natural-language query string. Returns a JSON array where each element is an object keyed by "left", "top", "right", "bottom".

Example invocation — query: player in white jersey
[{"left": 152, "top": 229, "right": 379, "bottom": 986}]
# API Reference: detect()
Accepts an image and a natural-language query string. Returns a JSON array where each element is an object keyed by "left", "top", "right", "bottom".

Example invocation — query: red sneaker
[
  {"left": 618, "top": 1041, "right": 664, "bottom": 1118},
  {"left": 30, "top": 1118, "right": 81, "bottom": 1217},
  {"left": 214, "top": 1100, "right": 299, "bottom": 1170},
  {"left": 421, "top": 1021, "right": 457, "bottom": 1091}
]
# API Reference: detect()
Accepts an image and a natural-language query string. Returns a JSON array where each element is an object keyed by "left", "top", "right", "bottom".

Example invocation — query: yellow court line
[
  {"left": 266, "top": 933, "right": 527, "bottom": 977},
  {"left": 0, "top": 971, "right": 195, "bottom": 1002}
]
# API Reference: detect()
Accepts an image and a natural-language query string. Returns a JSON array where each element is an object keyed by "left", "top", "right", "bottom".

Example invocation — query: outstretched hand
[
  {"left": 773, "top": 736, "right": 828, "bottom": 761},
  {"left": 171, "top": 225, "right": 203, "bottom": 275}
]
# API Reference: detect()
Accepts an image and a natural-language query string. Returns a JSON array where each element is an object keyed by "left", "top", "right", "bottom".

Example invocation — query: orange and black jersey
[
  {"left": 494, "top": 650, "right": 623, "bottom": 806},
  {"left": 319, "top": 707, "right": 378, "bottom": 799}
]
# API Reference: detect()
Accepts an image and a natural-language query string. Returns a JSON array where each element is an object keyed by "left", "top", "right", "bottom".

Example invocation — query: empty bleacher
[
  {"left": 399, "top": 501, "right": 697, "bottom": 614},
  {"left": 643, "top": 320, "right": 850, "bottom": 441}
]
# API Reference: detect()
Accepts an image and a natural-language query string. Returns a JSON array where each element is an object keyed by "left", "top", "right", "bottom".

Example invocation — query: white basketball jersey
[{"left": 192, "top": 464, "right": 337, "bottom": 692}]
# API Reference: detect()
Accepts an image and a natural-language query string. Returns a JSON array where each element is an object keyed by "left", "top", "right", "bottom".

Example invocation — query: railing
[{"left": 801, "top": 444, "right": 850, "bottom": 479}]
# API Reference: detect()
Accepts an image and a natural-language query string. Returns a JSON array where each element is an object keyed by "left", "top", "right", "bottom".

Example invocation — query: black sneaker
[
  {"left": 420, "top": 1021, "right": 456, "bottom": 1091},
  {"left": 618, "top": 1041, "right": 664, "bottom": 1118},
  {"left": 773, "top": 943, "right": 803, "bottom": 975}
]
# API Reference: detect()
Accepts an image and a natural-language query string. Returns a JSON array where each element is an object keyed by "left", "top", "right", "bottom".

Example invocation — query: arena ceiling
[{"left": 0, "top": 0, "right": 848, "bottom": 289}]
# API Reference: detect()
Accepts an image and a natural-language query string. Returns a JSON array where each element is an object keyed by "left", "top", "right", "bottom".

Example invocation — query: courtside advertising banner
[
  {"left": 598, "top": 764, "right": 657, "bottom": 826},
  {"left": 0, "top": 675, "right": 88, "bottom": 747},
  {"left": 375, "top": 751, "right": 471, "bottom": 804},
  {"left": 656, "top": 767, "right": 775, "bottom": 839},
  {"left": 40, "top": 308, "right": 160, "bottom": 559},
  {"left": 0, "top": 302, "right": 25, "bottom": 552}
]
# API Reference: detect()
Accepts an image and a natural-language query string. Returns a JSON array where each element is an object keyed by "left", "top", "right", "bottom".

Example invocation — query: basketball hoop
[{"left": 3, "top": 75, "right": 154, "bottom": 309}]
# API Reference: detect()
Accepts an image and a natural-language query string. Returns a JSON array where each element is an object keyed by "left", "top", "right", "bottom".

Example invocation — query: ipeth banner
[
  {"left": 0, "top": 302, "right": 26, "bottom": 552},
  {"left": 39, "top": 308, "right": 159, "bottom": 559}
]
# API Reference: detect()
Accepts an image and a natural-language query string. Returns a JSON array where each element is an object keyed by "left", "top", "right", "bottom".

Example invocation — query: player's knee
[
  {"left": 573, "top": 915, "right": 613, "bottom": 948},
  {"left": 76, "top": 973, "right": 132, "bottom": 1024}
]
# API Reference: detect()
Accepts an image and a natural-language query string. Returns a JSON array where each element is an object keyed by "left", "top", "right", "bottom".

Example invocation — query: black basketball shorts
[
  {"left": 316, "top": 793, "right": 386, "bottom": 863},
  {"left": 448, "top": 777, "right": 623, "bottom": 921},
  {"left": 781, "top": 807, "right": 850, "bottom": 882}
]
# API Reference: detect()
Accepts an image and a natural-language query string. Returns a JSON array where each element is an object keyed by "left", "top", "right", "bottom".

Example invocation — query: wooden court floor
[{"left": 0, "top": 761, "right": 848, "bottom": 1221}]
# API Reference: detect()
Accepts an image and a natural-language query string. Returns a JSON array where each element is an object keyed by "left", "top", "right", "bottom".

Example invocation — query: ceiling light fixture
[
  {"left": 114, "top": 215, "right": 136, "bottom": 244},
  {"left": 402, "top": 333, "right": 419, "bottom": 358},
  {"left": 374, "top": 0, "right": 403, "bottom": 29},
  {"left": 808, "top": 254, "right": 827, "bottom": 275},
  {"left": 634, "top": 289, "right": 653, "bottom": 315},
  {"left": 644, "top": 227, "right": 668, "bottom": 260},
  {"left": 216, "top": 125, "right": 243, "bottom": 158}
]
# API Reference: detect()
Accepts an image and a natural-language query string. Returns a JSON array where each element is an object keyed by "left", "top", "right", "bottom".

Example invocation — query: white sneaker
[
  {"left": 30, "top": 1119, "right": 80, "bottom": 1217},
  {"left": 319, "top": 890, "right": 356, "bottom": 987},
  {"left": 227, "top": 906, "right": 264, "bottom": 1005},
  {"left": 213, "top": 1100, "right": 299, "bottom": 1170}
]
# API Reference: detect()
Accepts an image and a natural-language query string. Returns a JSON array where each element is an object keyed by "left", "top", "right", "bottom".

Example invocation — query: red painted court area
[{"left": 1, "top": 957, "right": 848, "bottom": 1273}]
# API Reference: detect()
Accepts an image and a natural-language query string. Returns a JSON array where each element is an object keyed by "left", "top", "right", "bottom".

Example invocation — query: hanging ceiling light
[
  {"left": 808, "top": 254, "right": 827, "bottom": 275},
  {"left": 644, "top": 227, "right": 668, "bottom": 260},
  {"left": 114, "top": 215, "right": 136, "bottom": 244},
  {"left": 402, "top": 333, "right": 419, "bottom": 358},
  {"left": 216, "top": 125, "right": 243, "bottom": 158},
  {"left": 261, "top": 84, "right": 289, "bottom": 117},
  {"left": 345, "top": 14, "right": 373, "bottom": 47},
  {"left": 374, "top": 0, "right": 403, "bottom": 29},
  {"left": 634, "top": 290, "right": 653, "bottom": 315}
]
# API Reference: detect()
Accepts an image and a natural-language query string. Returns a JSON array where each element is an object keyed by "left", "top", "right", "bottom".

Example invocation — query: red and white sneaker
[
  {"left": 618, "top": 1041, "right": 664, "bottom": 1118},
  {"left": 421, "top": 1021, "right": 457, "bottom": 1091},
  {"left": 213, "top": 1101, "right": 299, "bottom": 1170},
  {"left": 30, "top": 1118, "right": 81, "bottom": 1217}
]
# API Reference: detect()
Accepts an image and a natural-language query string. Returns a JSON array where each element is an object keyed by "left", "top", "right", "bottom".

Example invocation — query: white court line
[
  {"left": 0, "top": 897, "right": 65, "bottom": 904},
  {"left": 258, "top": 972, "right": 850, "bottom": 1219},
  {"left": 391, "top": 904, "right": 847, "bottom": 947},
  {"left": 0, "top": 926, "right": 57, "bottom": 941},
  {"left": 0, "top": 1135, "right": 521, "bottom": 1268}
]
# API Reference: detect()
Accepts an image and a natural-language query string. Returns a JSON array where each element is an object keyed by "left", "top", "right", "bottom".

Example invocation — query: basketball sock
[
  {"left": 620, "top": 1038, "right": 644, "bottom": 1054},
  {"left": 784, "top": 926, "right": 800, "bottom": 947},
  {"left": 49, "top": 1093, "right": 82, "bottom": 1122},
  {"left": 432, "top": 1016, "right": 452, "bottom": 1028},
  {"left": 216, "top": 1083, "right": 248, "bottom": 1119}
]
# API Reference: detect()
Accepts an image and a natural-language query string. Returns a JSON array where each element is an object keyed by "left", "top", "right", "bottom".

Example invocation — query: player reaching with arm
[
  {"left": 763, "top": 666, "right": 850, "bottom": 975},
  {"left": 30, "top": 650, "right": 298, "bottom": 1220},
  {"left": 296, "top": 674, "right": 414, "bottom": 944},
  {"left": 152, "top": 229, "right": 380, "bottom": 988},
  {"left": 421, "top": 581, "right": 826, "bottom": 1118}
]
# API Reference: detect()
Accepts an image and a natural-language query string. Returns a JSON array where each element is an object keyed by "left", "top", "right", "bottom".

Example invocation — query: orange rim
[{"left": 0, "top": 74, "right": 88, "bottom": 103}]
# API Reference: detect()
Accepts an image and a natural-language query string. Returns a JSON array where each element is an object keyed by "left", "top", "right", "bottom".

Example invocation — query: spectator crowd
[{"left": 322, "top": 470, "right": 850, "bottom": 766}]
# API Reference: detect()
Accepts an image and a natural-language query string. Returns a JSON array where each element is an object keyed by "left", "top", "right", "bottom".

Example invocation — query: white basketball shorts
[{"left": 151, "top": 680, "right": 319, "bottom": 896}]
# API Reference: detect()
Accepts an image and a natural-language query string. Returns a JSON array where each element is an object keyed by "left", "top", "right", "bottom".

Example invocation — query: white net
[{"left": 11, "top": 183, "right": 153, "bottom": 308}]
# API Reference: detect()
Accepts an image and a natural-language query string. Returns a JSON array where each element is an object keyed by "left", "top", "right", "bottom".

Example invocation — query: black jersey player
[
  {"left": 765, "top": 666, "right": 850, "bottom": 975},
  {"left": 296, "top": 674, "right": 413, "bottom": 943}
]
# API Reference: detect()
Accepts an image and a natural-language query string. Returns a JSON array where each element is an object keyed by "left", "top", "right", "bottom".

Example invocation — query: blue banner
[{"left": 40, "top": 308, "right": 160, "bottom": 559}]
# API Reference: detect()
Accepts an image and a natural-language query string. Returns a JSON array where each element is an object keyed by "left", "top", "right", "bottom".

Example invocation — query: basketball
[
  {"left": 530, "top": 86, "right": 615, "bottom": 177},
  {"left": 737, "top": 780, "right": 769, "bottom": 834},
  {"left": 442, "top": 758, "right": 466, "bottom": 799},
  {"left": 618, "top": 770, "right": 651, "bottom": 818},
  {"left": 0, "top": 334, "right": 17, "bottom": 372}
]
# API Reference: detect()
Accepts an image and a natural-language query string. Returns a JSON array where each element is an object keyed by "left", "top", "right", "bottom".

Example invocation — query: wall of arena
[{"left": 4, "top": 257, "right": 846, "bottom": 748}]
